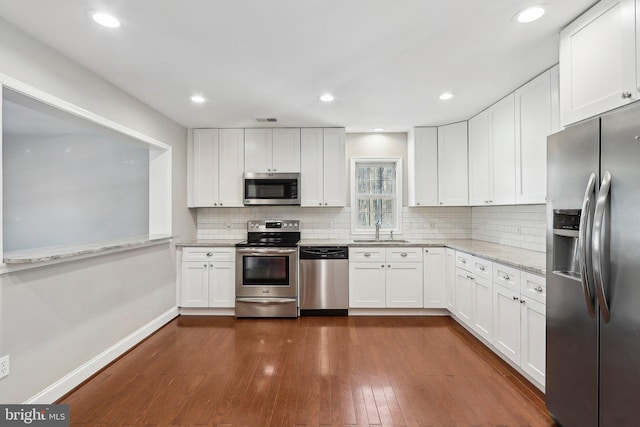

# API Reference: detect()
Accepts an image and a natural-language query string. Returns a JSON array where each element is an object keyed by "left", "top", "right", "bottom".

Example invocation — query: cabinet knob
[
  {"left": 214, "top": 203, "right": 218, "bottom": 206},
  {"left": 622, "top": 91, "right": 633, "bottom": 99},
  {"left": 388, "top": 265, "right": 391, "bottom": 268},
  {"left": 512, "top": 296, "right": 518, "bottom": 301},
  {"left": 461, "top": 259, "right": 466, "bottom": 264},
  {"left": 504, "top": 274, "right": 510, "bottom": 280},
  {"left": 479, "top": 265, "right": 485, "bottom": 271},
  {"left": 364, "top": 252, "right": 371, "bottom": 257},
  {"left": 534, "top": 285, "right": 543, "bottom": 292},
  {"left": 521, "top": 299, "right": 526, "bottom": 304},
  {"left": 439, "top": 202, "right": 443, "bottom": 205},
  {"left": 203, "top": 264, "right": 207, "bottom": 267},
  {"left": 467, "top": 275, "right": 474, "bottom": 280},
  {"left": 219, "top": 203, "right": 223, "bottom": 206},
  {"left": 210, "top": 264, "right": 213, "bottom": 267},
  {"left": 425, "top": 249, "right": 429, "bottom": 253},
  {"left": 268, "top": 168, "right": 271, "bottom": 172},
  {"left": 206, "top": 252, "right": 213, "bottom": 256},
  {"left": 381, "top": 265, "right": 385, "bottom": 268},
  {"left": 319, "top": 202, "right": 322, "bottom": 206},
  {"left": 417, "top": 202, "right": 420, "bottom": 206},
  {"left": 324, "top": 202, "right": 328, "bottom": 206},
  {"left": 401, "top": 253, "right": 408, "bottom": 257},
  {"left": 273, "top": 168, "right": 277, "bottom": 172}
]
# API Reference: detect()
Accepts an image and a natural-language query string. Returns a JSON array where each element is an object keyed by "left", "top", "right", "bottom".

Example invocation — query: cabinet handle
[
  {"left": 479, "top": 265, "right": 485, "bottom": 271},
  {"left": 622, "top": 91, "right": 633, "bottom": 99},
  {"left": 503, "top": 274, "right": 511, "bottom": 281},
  {"left": 364, "top": 253, "right": 371, "bottom": 257},
  {"left": 206, "top": 252, "right": 213, "bottom": 257},
  {"left": 461, "top": 259, "right": 466, "bottom": 264},
  {"left": 512, "top": 296, "right": 519, "bottom": 301},
  {"left": 466, "top": 275, "right": 474, "bottom": 280},
  {"left": 401, "top": 253, "right": 408, "bottom": 257},
  {"left": 534, "top": 285, "right": 543, "bottom": 292},
  {"left": 521, "top": 299, "right": 526, "bottom": 304}
]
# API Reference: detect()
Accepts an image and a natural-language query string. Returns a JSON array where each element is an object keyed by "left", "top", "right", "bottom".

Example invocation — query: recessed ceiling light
[
  {"left": 373, "top": 128, "right": 385, "bottom": 132},
  {"left": 190, "top": 95, "right": 206, "bottom": 103},
  {"left": 92, "top": 12, "right": 121, "bottom": 28},
  {"left": 319, "top": 93, "right": 335, "bottom": 102},
  {"left": 515, "top": 6, "right": 545, "bottom": 23},
  {"left": 439, "top": 92, "right": 453, "bottom": 100}
]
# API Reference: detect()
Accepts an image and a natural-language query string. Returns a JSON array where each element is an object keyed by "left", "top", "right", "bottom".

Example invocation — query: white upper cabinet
[
  {"left": 468, "top": 94, "right": 516, "bottom": 206},
  {"left": 244, "top": 128, "right": 300, "bottom": 172},
  {"left": 560, "top": 0, "right": 636, "bottom": 127},
  {"left": 514, "top": 67, "right": 560, "bottom": 204},
  {"left": 408, "top": 127, "right": 439, "bottom": 206},
  {"left": 272, "top": 128, "right": 301, "bottom": 172},
  {"left": 190, "top": 128, "right": 244, "bottom": 208},
  {"left": 300, "top": 128, "right": 346, "bottom": 207},
  {"left": 437, "top": 122, "right": 469, "bottom": 206}
]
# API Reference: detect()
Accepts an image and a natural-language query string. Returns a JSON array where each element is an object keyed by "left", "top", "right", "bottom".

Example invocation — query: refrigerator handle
[
  {"left": 593, "top": 171, "right": 611, "bottom": 324},
  {"left": 578, "top": 173, "right": 597, "bottom": 318}
]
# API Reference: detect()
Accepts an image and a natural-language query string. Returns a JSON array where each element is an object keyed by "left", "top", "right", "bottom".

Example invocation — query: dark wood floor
[{"left": 62, "top": 316, "right": 555, "bottom": 427}]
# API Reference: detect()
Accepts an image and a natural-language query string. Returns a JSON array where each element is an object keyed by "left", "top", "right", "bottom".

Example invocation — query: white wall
[{"left": 0, "top": 18, "right": 195, "bottom": 402}]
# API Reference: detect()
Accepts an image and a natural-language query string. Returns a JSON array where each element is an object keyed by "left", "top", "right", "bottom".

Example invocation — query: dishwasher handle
[{"left": 299, "top": 246, "right": 349, "bottom": 260}]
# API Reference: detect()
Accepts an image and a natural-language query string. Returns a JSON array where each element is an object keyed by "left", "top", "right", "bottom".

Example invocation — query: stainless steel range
[{"left": 235, "top": 219, "right": 300, "bottom": 318}]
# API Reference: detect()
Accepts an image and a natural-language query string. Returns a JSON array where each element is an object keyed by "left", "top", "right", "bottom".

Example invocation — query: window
[{"left": 351, "top": 158, "right": 402, "bottom": 234}]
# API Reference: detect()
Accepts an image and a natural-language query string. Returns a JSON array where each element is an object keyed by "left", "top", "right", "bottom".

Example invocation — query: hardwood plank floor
[{"left": 61, "top": 316, "right": 555, "bottom": 427}]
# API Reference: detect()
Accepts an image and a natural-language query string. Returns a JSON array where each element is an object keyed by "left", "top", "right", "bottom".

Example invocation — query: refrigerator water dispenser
[{"left": 552, "top": 209, "right": 581, "bottom": 279}]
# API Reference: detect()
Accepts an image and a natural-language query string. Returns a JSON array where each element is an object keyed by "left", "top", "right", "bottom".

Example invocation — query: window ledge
[{"left": 1, "top": 235, "right": 172, "bottom": 273}]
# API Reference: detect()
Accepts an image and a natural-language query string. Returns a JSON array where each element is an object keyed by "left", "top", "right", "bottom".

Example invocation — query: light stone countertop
[
  {"left": 3, "top": 235, "right": 173, "bottom": 264},
  {"left": 179, "top": 238, "right": 546, "bottom": 275},
  {"left": 175, "top": 239, "right": 240, "bottom": 248}
]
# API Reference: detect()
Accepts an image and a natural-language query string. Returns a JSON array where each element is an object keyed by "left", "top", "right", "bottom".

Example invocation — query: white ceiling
[{"left": 0, "top": 0, "right": 595, "bottom": 132}]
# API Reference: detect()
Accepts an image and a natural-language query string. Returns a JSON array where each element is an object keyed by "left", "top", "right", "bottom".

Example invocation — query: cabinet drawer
[
  {"left": 493, "top": 263, "right": 521, "bottom": 291},
  {"left": 521, "top": 271, "right": 546, "bottom": 304},
  {"left": 471, "top": 256, "right": 492, "bottom": 280},
  {"left": 349, "top": 247, "right": 385, "bottom": 262},
  {"left": 456, "top": 251, "right": 474, "bottom": 271},
  {"left": 182, "top": 247, "right": 235, "bottom": 262},
  {"left": 386, "top": 247, "right": 422, "bottom": 262}
]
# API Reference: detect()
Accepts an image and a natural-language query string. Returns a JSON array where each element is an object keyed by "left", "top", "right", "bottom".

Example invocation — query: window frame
[{"left": 350, "top": 157, "right": 403, "bottom": 235}]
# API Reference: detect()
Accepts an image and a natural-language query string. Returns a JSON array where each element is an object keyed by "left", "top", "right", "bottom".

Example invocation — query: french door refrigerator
[{"left": 546, "top": 103, "right": 640, "bottom": 427}]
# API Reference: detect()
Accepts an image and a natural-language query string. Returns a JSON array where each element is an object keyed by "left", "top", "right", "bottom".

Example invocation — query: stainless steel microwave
[{"left": 243, "top": 172, "right": 300, "bottom": 206}]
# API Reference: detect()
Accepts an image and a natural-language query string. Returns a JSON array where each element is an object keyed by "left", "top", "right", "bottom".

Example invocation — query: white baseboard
[
  {"left": 179, "top": 307, "right": 235, "bottom": 316},
  {"left": 25, "top": 306, "right": 179, "bottom": 404},
  {"left": 348, "top": 308, "right": 450, "bottom": 316}
]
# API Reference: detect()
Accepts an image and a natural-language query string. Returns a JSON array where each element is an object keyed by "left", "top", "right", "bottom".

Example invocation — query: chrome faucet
[{"left": 375, "top": 220, "right": 381, "bottom": 241}]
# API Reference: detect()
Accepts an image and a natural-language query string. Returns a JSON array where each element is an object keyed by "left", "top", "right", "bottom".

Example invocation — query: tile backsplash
[
  {"left": 196, "top": 206, "right": 472, "bottom": 241},
  {"left": 472, "top": 204, "right": 546, "bottom": 252},
  {"left": 196, "top": 204, "right": 547, "bottom": 252}
]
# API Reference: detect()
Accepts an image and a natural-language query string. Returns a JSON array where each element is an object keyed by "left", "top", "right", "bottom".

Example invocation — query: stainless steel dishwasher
[{"left": 299, "top": 246, "right": 349, "bottom": 316}]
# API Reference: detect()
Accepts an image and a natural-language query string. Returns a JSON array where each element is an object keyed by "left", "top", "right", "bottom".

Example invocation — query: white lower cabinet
[
  {"left": 472, "top": 275, "right": 493, "bottom": 342},
  {"left": 349, "top": 247, "right": 423, "bottom": 308},
  {"left": 180, "top": 247, "right": 235, "bottom": 308},
  {"left": 455, "top": 268, "right": 474, "bottom": 326},
  {"left": 491, "top": 266, "right": 547, "bottom": 387},
  {"left": 445, "top": 248, "right": 456, "bottom": 312},
  {"left": 423, "top": 247, "right": 446, "bottom": 308}
]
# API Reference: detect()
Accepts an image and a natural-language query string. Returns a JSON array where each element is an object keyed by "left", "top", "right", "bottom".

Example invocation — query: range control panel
[{"left": 247, "top": 219, "right": 301, "bottom": 232}]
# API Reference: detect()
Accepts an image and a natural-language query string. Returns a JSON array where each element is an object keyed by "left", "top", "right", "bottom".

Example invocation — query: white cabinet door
[
  {"left": 218, "top": 129, "right": 245, "bottom": 207},
  {"left": 455, "top": 268, "right": 473, "bottom": 327},
  {"left": 192, "top": 129, "right": 219, "bottom": 207},
  {"left": 468, "top": 110, "right": 491, "bottom": 205},
  {"left": 409, "top": 127, "right": 438, "bottom": 206},
  {"left": 521, "top": 296, "right": 546, "bottom": 385},
  {"left": 244, "top": 128, "right": 273, "bottom": 172},
  {"left": 472, "top": 276, "right": 493, "bottom": 342},
  {"left": 208, "top": 261, "right": 235, "bottom": 308},
  {"left": 180, "top": 261, "right": 209, "bottom": 307},
  {"left": 437, "top": 122, "right": 468, "bottom": 206},
  {"left": 322, "top": 128, "right": 346, "bottom": 207},
  {"left": 272, "top": 128, "right": 300, "bottom": 172},
  {"left": 386, "top": 262, "right": 423, "bottom": 308},
  {"left": 493, "top": 284, "right": 521, "bottom": 365},
  {"left": 423, "top": 248, "right": 446, "bottom": 308},
  {"left": 349, "top": 262, "right": 386, "bottom": 308},
  {"left": 515, "top": 70, "right": 553, "bottom": 204},
  {"left": 560, "top": 0, "right": 636, "bottom": 127},
  {"left": 490, "top": 94, "right": 516, "bottom": 205},
  {"left": 300, "top": 128, "right": 324, "bottom": 207},
  {"left": 445, "top": 248, "right": 456, "bottom": 312}
]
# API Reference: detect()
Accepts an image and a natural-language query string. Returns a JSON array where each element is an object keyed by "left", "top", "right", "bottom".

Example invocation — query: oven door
[{"left": 235, "top": 247, "right": 298, "bottom": 298}]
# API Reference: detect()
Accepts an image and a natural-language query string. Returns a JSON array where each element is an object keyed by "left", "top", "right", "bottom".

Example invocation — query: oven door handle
[
  {"left": 237, "top": 298, "right": 297, "bottom": 304},
  {"left": 236, "top": 248, "right": 298, "bottom": 255}
]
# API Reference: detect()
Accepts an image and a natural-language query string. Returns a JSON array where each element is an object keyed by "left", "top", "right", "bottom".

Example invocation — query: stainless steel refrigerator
[{"left": 546, "top": 104, "right": 640, "bottom": 427}]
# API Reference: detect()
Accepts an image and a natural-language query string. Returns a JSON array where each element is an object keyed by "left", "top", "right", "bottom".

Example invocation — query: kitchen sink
[{"left": 352, "top": 239, "right": 409, "bottom": 243}]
